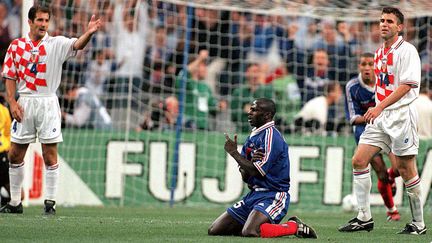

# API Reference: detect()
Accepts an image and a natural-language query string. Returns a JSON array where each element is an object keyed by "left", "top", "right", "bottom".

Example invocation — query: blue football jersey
[
  {"left": 241, "top": 121, "right": 290, "bottom": 192},
  {"left": 345, "top": 75, "right": 376, "bottom": 143}
]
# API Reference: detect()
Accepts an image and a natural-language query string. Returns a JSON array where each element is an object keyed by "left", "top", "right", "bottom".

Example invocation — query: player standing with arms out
[
  {"left": 208, "top": 98, "right": 317, "bottom": 239},
  {"left": 339, "top": 7, "right": 426, "bottom": 234},
  {"left": 0, "top": 5, "right": 101, "bottom": 215},
  {"left": 344, "top": 52, "right": 401, "bottom": 221}
]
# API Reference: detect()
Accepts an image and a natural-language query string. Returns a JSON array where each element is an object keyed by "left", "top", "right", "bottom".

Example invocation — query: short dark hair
[
  {"left": 360, "top": 52, "right": 374, "bottom": 59},
  {"left": 382, "top": 7, "right": 404, "bottom": 24},
  {"left": 28, "top": 5, "right": 51, "bottom": 22},
  {"left": 256, "top": 98, "right": 276, "bottom": 119}
]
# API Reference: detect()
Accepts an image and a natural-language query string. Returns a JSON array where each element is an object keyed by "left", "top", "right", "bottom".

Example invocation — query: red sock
[
  {"left": 260, "top": 221, "right": 297, "bottom": 238},
  {"left": 377, "top": 179, "right": 394, "bottom": 209}
]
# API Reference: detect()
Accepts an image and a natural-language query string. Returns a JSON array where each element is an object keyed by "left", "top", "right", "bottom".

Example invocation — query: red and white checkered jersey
[
  {"left": 2, "top": 33, "right": 77, "bottom": 96},
  {"left": 374, "top": 36, "right": 421, "bottom": 110}
]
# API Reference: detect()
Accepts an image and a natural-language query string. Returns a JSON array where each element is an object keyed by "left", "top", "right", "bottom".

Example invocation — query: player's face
[
  {"left": 247, "top": 101, "right": 266, "bottom": 128},
  {"left": 358, "top": 57, "right": 375, "bottom": 83},
  {"left": 379, "top": 13, "right": 402, "bottom": 41},
  {"left": 28, "top": 11, "right": 50, "bottom": 40}
]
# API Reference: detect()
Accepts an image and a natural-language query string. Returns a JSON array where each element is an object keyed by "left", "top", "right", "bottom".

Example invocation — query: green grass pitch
[{"left": 0, "top": 206, "right": 430, "bottom": 242}]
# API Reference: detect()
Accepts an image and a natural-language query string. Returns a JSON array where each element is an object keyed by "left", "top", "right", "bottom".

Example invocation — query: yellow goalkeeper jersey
[{"left": 0, "top": 103, "right": 11, "bottom": 153}]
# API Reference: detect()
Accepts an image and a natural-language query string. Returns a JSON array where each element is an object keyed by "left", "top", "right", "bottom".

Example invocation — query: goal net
[{"left": 21, "top": 0, "right": 432, "bottom": 210}]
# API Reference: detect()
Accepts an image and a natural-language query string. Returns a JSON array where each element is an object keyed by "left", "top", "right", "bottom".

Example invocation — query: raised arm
[
  {"left": 187, "top": 50, "right": 208, "bottom": 73},
  {"left": 73, "top": 15, "right": 102, "bottom": 50}
]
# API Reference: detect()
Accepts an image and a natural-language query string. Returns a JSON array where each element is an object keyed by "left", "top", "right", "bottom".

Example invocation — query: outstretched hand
[
  {"left": 87, "top": 15, "right": 102, "bottom": 34},
  {"left": 224, "top": 133, "right": 238, "bottom": 155}
]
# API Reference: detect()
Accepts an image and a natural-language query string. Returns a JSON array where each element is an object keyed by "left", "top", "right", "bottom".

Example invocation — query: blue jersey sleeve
[{"left": 345, "top": 84, "right": 361, "bottom": 125}]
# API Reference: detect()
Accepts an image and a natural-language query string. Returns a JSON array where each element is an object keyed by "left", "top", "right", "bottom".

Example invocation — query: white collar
[
  {"left": 25, "top": 32, "right": 49, "bottom": 44},
  {"left": 250, "top": 121, "right": 274, "bottom": 137}
]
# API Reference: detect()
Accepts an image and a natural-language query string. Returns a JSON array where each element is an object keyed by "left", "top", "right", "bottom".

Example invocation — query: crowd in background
[{"left": 0, "top": 0, "right": 431, "bottom": 135}]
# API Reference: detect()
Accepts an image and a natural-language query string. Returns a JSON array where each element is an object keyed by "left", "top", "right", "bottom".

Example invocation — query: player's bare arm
[
  {"left": 224, "top": 133, "right": 261, "bottom": 177},
  {"left": 73, "top": 15, "right": 102, "bottom": 50},
  {"left": 364, "top": 84, "right": 412, "bottom": 124},
  {"left": 352, "top": 116, "right": 367, "bottom": 125},
  {"left": 4, "top": 78, "right": 23, "bottom": 122}
]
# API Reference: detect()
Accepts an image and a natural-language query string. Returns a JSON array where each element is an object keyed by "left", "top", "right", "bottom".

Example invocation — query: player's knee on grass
[
  {"left": 241, "top": 226, "right": 260, "bottom": 237},
  {"left": 207, "top": 222, "right": 228, "bottom": 236},
  {"left": 207, "top": 224, "right": 217, "bottom": 235}
]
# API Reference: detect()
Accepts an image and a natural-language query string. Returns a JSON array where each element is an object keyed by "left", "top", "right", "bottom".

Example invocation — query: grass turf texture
[{"left": 0, "top": 206, "right": 430, "bottom": 242}]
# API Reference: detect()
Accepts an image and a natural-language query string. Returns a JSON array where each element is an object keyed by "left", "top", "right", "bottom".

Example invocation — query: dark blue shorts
[{"left": 227, "top": 190, "right": 290, "bottom": 225}]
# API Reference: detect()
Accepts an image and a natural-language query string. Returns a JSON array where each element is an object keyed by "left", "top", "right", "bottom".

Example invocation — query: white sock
[
  {"left": 45, "top": 163, "right": 59, "bottom": 202},
  {"left": 9, "top": 162, "right": 25, "bottom": 206},
  {"left": 387, "top": 206, "right": 397, "bottom": 213},
  {"left": 405, "top": 176, "right": 425, "bottom": 229},
  {"left": 353, "top": 166, "right": 372, "bottom": 221}
]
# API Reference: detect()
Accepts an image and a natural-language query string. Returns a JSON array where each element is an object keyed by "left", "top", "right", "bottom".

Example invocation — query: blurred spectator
[
  {"left": 293, "top": 81, "right": 342, "bottom": 135},
  {"left": 293, "top": 17, "right": 320, "bottom": 51},
  {"left": 0, "top": 2, "right": 19, "bottom": 39},
  {"left": 143, "top": 25, "right": 176, "bottom": 94},
  {"left": 112, "top": 0, "right": 149, "bottom": 96},
  {"left": 61, "top": 10, "right": 90, "bottom": 86},
  {"left": 88, "top": 1, "right": 115, "bottom": 57},
  {"left": 337, "top": 21, "right": 364, "bottom": 57},
  {"left": 0, "top": 3, "right": 13, "bottom": 66},
  {"left": 300, "top": 49, "right": 335, "bottom": 103},
  {"left": 192, "top": 8, "right": 241, "bottom": 96},
  {"left": 267, "top": 64, "right": 301, "bottom": 130},
  {"left": 404, "top": 18, "right": 419, "bottom": 49},
  {"left": 413, "top": 81, "right": 432, "bottom": 139},
  {"left": 277, "top": 17, "right": 308, "bottom": 79},
  {"left": 62, "top": 85, "right": 112, "bottom": 130},
  {"left": 84, "top": 49, "right": 123, "bottom": 97},
  {"left": 9, "top": 0, "right": 21, "bottom": 19},
  {"left": 231, "top": 63, "right": 274, "bottom": 133},
  {"left": 243, "top": 13, "right": 283, "bottom": 71},
  {"left": 363, "top": 22, "right": 381, "bottom": 53},
  {"left": 145, "top": 25, "right": 174, "bottom": 66},
  {"left": 176, "top": 50, "right": 218, "bottom": 130},
  {"left": 136, "top": 96, "right": 179, "bottom": 131},
  {"left": 314, "top": 19, "right": 351, "bottom": 82},
  {"left": 144, "top": 60, "right": 175, "bottom": 94}
]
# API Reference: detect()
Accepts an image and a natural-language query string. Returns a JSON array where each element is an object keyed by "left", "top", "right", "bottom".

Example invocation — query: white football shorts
[
  {"left": 11, "top": 95, "right": 63, "bottom": 144},
  {"left": 359, "top": 103, "right": 418, "bottom": 156}
]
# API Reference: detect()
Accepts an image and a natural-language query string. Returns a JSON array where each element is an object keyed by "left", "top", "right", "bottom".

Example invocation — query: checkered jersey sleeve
[
  {"left": 399, "top": 44, "right": 421, "bottom": 87},
  {"left": 2, "top": 39, "right": 18, "bottom": 80}
]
